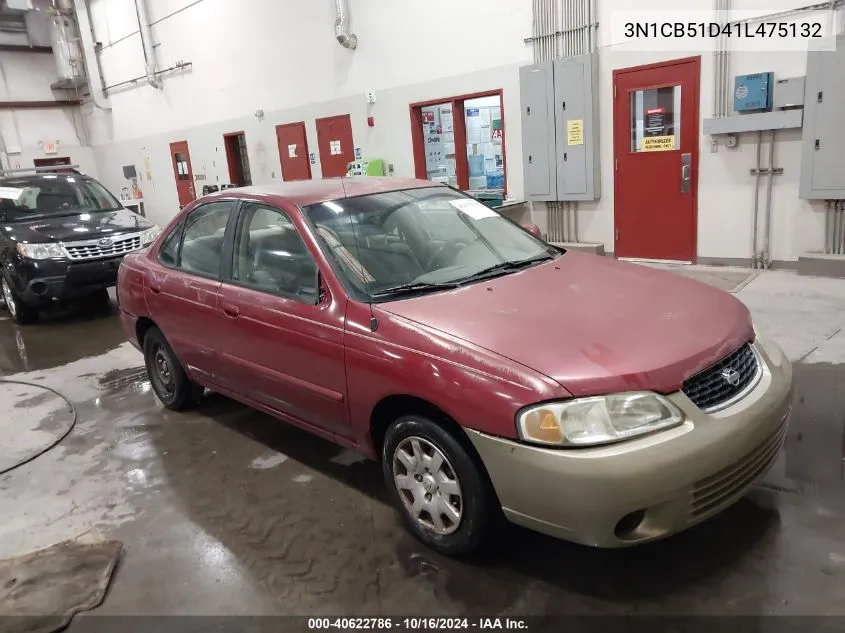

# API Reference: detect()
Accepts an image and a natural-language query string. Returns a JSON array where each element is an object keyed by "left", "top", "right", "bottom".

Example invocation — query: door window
[
  {"left": 629, "top": 85, "right": 681, "bottom": 153},
  {"left": 174, "top": 153, "right": 190, "bottom": 179},
  {"left": 158, "top": 221, "right": 185, "bottom": 267},
  {"left": 231, "top": 202, "right": 318, "bottom": 302},
  {"left": 177, "top": 202, "right": 232, "bottom": 276}
]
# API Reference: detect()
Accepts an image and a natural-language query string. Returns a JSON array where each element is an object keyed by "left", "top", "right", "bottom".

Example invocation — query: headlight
[
  {"left": 140, "top": 226, "right": 161, "bottom": 245},
  {"left": 16, "top": 242, "right": 65, "bottom": 260},
  {"left": 517, "top": 392, "right": 685, "bottom": 447}
]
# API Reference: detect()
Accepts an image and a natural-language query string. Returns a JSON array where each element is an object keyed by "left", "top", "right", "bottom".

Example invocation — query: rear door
[
  {"left": 216, "top": 200, "right": 350, "bottom": 438},
  {"left": 144, "top": 200, "right": 236, "bottom": 385}
]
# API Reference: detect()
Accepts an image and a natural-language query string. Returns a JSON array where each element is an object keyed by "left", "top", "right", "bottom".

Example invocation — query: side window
[
  {"left": 178, "top": 201, "right": 232, "bottom": 276},
  {"left": 232, "top": 202, "right": 318, "bottom": 302},
  {"left": 158, "top": 221, "right": 184, "bottom": 267}
]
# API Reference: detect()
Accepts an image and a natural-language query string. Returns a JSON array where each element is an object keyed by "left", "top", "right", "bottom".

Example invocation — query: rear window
[{"left": 0, "top": 175, "right": 122, "bottom": 220}]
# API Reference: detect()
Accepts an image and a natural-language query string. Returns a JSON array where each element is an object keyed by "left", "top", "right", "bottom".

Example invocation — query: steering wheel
[{"left": 425, "top": 241, "right": 467, "bottom": 270}]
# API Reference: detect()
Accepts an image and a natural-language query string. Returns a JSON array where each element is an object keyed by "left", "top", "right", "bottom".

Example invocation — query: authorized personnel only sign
[{"left": 641, "top": 136, "right": 675, "bottom": 152}]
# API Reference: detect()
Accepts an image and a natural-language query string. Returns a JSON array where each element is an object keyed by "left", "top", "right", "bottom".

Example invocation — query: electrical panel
[
  {"left": 733, "top": 73, "right": 774, "bottom": 112},
  {"left": 800, "top": 34, "right": 845, "bottom": 200},
  {"left": 519, "top": 62, "right": 557, "bottom": 201},
  {"left": 519, "top": 53, "right": 601, "bottom": 202},
  {"left": 773, "top": 77, "right": 805, "bottom": 109}
]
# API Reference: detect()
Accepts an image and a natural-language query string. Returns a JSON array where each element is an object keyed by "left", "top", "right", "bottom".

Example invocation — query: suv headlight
[
  {"left": 140, "top": 226, "right": 161, "bottom": 246},
  {"left": 16, "top": 242, "right": 65, "bottom": 260},
  {"left": 517, "top": 392, "right": 685, "bottom": 447}
]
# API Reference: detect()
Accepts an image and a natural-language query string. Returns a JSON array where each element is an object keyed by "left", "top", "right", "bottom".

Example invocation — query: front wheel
[
  {"left": 2, "top": 276, "right": 38, "bottom": 325},
  {"left": 382, "top": 415, "right": 496, "bottom": 556},
  {"left": 143, "top": 326, "right": 203, "bottom": 410}
]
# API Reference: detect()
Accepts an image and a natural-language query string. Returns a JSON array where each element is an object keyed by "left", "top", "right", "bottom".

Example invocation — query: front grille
[
  {"left": 63, "top": 233, "right": 142, "bottom": 261},
  {"left": 682, "top": 343, "right": 760, "bottom": 411},
  {"left": 689, "top": 415, "right": 789, "bottom": 520}
]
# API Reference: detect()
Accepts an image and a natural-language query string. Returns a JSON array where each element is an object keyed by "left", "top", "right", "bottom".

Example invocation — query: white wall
[
  {"left": 0, "top": 48, "right": 98, "bottom": 176},
  {"left": 79, "top": 0, "right": 839, "bottom": 263}
]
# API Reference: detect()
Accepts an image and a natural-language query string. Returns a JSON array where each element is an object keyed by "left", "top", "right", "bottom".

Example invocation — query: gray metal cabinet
[{"left": 800, "top": 34, "right": 845, "bottom": 200}]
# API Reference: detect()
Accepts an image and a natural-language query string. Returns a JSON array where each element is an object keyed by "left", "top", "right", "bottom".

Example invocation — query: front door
[
  {"left": 144, "top": 200, "right": 235, "bottom": 385},
  {"left": 315, "top": 114, "right": 355, "bottom": 178},
  {"left": 276, "top": 122, "right": 312, "bottom": 181},
  {"left": 216, "top": 199, "right": 350, "bottom": 438},
  {"left": 169, "top": 140, "right": 196, "bottom": 208},
  {"left": 613, "top": 56, "right": 700, "bottom": 262}
]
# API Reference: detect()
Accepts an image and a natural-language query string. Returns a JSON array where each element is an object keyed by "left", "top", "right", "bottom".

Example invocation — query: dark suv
[{"left": 0, "top": 167, "right": 159, "bottom": 324}]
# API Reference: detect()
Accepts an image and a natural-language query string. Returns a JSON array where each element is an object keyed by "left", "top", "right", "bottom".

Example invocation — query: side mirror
[{"left": 522, "top": 223, "right": 542, "bottom": 239}]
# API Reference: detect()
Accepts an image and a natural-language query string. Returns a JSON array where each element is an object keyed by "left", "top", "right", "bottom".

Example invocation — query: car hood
[
  {"left": 5, "top": 208, "right": 152, "bottom": 243},
  {"left": 376, "top": 251, "right": 754, "bottom": 397}
]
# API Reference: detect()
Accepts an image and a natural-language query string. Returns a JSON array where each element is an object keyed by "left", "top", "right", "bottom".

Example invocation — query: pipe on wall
[
  {"left": 762, "top": 130, "right": 776, "bottom": 267},
  {"left": 334, "top": 0, "right": 357, "bottom": 49},
  {"left": 751, "top": 132, "right": 763, "bottom": 267},
  {"left": 73, "top": 0, "right": 110, "bottom": 110},
  {"left": 0, "top": 100, "right": 81, "bottom": 109},
  {"left": 134, "top": 0, "right": 162, "bottom": 89}
]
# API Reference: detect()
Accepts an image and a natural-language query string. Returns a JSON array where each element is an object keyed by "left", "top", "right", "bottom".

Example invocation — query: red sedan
[{"left": 117, "top": 178, "right": 792, "bottom": 555}]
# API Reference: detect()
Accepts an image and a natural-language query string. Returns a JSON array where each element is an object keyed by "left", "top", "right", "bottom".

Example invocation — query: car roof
[
  {"left": 0, "top": 173, "right": 94, "bottom": 186},
  {"left": 201, "top": 177, "right": 442, "bottom": 208}
]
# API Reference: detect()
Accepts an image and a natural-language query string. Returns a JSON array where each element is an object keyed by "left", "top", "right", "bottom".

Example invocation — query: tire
[
  {"left": 2, "top": 276, "right": 39, "bottom": 325},
  {"left": 382, "top": 414, "right": 496, "bottom": 556},
  {"left": 143, "top": 326, "right": 204, "bottom": 410}
]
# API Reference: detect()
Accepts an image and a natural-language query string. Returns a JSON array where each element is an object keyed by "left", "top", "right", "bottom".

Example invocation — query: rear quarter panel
[{"left": 343, "top": 301, "right": 569, "bottom": 457}]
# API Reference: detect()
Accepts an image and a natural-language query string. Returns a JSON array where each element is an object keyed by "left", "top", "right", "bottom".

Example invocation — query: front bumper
[
  {"left": 466, "top": 337, "right": 793, "bottom": 548},
  {"left": 8, "top": 255, "right": 126, "bottom": 307}
]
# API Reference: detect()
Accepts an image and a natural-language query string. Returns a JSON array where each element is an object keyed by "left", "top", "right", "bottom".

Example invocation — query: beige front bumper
[{"left": 466, "top": 337, "right": 793, "bottom": 548}]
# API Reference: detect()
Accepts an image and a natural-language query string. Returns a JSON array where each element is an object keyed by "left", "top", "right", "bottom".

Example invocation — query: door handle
[
  {"left": 222, "top": 304, "right": 240, "bottom": 319},
  {"left": 149, "top": 283, "right": 161, "bottom": 294},
  {"left": 680, "top": 152, "right": 692, "bottom": 193}
]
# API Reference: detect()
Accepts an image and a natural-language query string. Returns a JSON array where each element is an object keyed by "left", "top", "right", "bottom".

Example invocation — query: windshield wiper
[
  {"left": 370, "top": 281, "right": 461, "bottom": 298},
  {"left": 458, "top": 254, "right": 554, "bottom": 283}
]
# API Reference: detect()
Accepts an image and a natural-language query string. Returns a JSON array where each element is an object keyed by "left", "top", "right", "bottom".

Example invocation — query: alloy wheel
[
  {"left": 392, "top": 436, "right": 463, "bottom": 535},
  {"left": 2, "top": 279, "right": 17, "bottom": 318}
]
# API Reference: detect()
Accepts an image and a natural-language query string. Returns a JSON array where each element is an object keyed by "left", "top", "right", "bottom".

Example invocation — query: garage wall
[
  {"left": 0, "top": 49, "right": 98, "bottom": 176},
  {"left": 81, "top": 0, "right": 840, "bottom": 264}
]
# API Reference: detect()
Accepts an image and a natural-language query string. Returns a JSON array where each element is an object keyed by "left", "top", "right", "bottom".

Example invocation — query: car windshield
[
  {"left": 303, "top": 187, "right": 560, "bottom": 301},
  {"left": 0, "top": 175, "right": 123, "bottom": 221}
]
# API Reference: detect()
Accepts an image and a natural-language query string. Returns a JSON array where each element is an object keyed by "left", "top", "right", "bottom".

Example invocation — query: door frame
[
  {"left": 275, "top": 121, "right": 313, "bottom": 181},
  {"left": 223, "top": 131, "right": 247, "bottom": 186},
  {"left": 409, "top": 88, "right": 508, "bottom": 196},
  {"left": 612, "top": 55, "right": 701, "bottom": 262}
]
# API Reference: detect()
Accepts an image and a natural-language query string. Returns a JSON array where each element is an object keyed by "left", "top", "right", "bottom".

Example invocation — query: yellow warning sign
[
  {"left": 567, "top": 119, "right": 584, "bottom": 146},
  {"left": 641, "top": 135, "right": 676, "bottom": 152}
]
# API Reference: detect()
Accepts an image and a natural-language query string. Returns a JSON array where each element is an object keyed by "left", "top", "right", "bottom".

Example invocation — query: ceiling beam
[{"left": 0, "top": 100, "right": 81, "bottom": 109}]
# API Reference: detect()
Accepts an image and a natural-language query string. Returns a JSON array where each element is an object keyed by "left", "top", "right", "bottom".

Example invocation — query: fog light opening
[
  {"left": 29, "top": 281, "right": 48, "bottom": 296},
  {"left": 614, "top": 509, "right": 646, "bottom": 540}
]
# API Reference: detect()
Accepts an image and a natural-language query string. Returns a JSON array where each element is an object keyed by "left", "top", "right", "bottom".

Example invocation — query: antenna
[{"left": 340, "top": 174, "right": 379, "bottom": 332}]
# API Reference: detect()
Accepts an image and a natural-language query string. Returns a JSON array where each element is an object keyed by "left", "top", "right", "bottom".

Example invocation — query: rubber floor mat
[{"left": 0, "top": 534, "right": 122, "bottom": 633}]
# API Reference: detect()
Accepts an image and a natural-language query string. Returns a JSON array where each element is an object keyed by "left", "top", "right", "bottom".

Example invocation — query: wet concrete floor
[{"left": 1, "top": 275, "right": 845, "bottom": 617}]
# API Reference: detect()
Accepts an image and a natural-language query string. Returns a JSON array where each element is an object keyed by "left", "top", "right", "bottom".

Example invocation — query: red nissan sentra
[{"left": 117, "top": 178, "right": 793, "bottom": 555}]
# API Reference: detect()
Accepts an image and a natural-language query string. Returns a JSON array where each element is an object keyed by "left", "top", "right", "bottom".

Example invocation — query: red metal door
[
  {"left": 613, "top": 56, "right": 700, "bottom": 262},
  {"left": 315, "top": 114, "right": 354, "bottom": 178},
  {"left": 276, "top": 122, "right": 312, "bottom": 181},
  {"left": 169, "top": 140, "right": 195, "bottom": 207}
]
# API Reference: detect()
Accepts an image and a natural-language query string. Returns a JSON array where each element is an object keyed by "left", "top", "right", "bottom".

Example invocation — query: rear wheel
[
  {"left": 143, "top": 326, "right": 203, "bottom": 410},
  {"left": 382, "top": 414, "right": 496, "bottom": 556},
  {"left": 2, "top": 277, "right": 38, "bottom": 325}
]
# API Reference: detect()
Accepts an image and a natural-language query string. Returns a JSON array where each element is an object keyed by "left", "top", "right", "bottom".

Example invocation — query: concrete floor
[{"left": 2, "top": 266, "right": 845, "bottom": 617}]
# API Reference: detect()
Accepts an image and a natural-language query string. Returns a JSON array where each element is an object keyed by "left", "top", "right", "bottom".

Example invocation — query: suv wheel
[
  {"left": 143, "top": 326, "right": 204, "bottom": 410},
  {"left": 2, "top": 277, "right": 38, "bottom": 325},
  {"left": 382, "top": 415, "right": 496, "bottom": 556}
]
